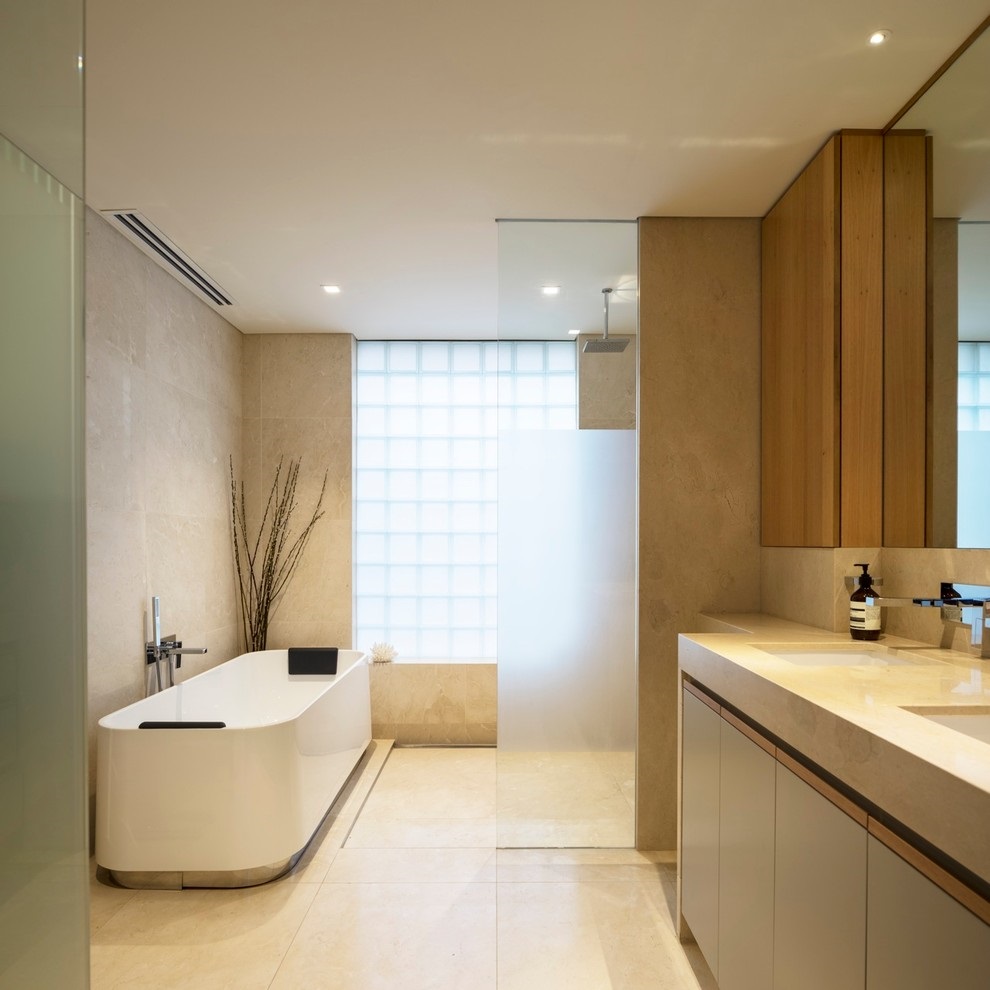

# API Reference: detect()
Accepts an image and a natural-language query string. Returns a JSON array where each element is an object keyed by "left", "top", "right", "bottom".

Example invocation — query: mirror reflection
[{"left": 898, "top": 22, "right": 990, "bottom": 548}]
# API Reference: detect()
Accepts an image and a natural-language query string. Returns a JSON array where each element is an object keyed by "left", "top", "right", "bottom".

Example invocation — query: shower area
[{"left": 495, "top": 220, "right": 638, "bottom": 848}]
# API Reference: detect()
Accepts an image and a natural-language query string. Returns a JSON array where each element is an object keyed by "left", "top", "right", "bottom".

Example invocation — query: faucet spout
[
  {"left": 144, "top": 597, "right": 208, "bottom": 693},
  {"left": 863, "top": 582, "right": 990, "bottom": 660}
]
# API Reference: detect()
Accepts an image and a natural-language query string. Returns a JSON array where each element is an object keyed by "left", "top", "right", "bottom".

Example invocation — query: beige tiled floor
[
  {"left": 496, "top": 749, "right": 635, "bottom": 847},
  {"left": 91, "top": 746, "right": 715, "bottom": 989}
]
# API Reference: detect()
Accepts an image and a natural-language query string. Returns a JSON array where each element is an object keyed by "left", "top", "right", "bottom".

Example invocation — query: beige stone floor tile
[
  {"left": 359, "top": 749, "right": 496, "bottom": 821},
  {"left": 88, "top": 748, "right": 711, "bottom": 990},
  {"left": 495, "top": 770, "right": 631, "bottom": 819},
  {"left": 387, "top": 746, "right": 496, "bottom": 774},
  {"left": 325, "top": 846, "right": 496, "bottom": 883},
  {"left": 90, "top": 882, "right": 319, "bottom": 990},
  {"left": 89, "top": 866, "right": 139, "bottom": 934},
  {"left": 496, "top": 817, "right": 635, "bottom": 849},
  {"left": 359, "top": 782, "right": 496, "bottom": 820},
  {"left": 494, "top": 751, "right": 635, "bottom": 848},
  {"left": 495, "top": 750, "right": 622, "bottom": 774},
  {"left": 269, "top": 881, "right": 496, "bottom": 990},
  {"left": 345, "top": 816, "right": 498, "bottom": 848},
  {"left": 496, "top": 880, "right": 710, "bottom": 990},
  {"left": 496, "top": 848, "right": 674, "bottom": 883},
  {"left": 499, "top": 848, "right": 670, "bottom": 866}
]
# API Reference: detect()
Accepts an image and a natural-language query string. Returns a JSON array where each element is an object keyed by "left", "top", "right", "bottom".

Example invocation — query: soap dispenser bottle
[
  {"left": 940, "top": 582, "right": 963, "bottom": 623},
  {"left": 850, "top": 563, "right": 881, "bottom": 641}
]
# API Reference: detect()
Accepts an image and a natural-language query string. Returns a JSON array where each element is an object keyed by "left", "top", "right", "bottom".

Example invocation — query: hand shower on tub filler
[{"left": 145, "top": 595, "right": 207, "bottom": 693}]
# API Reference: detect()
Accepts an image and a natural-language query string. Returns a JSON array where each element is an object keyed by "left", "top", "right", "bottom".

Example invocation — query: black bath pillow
[{"left": 288, "top": 647, "right": 338, "bottom": 675}]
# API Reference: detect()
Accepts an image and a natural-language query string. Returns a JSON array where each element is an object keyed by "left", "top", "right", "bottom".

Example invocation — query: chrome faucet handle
[{"left": 157, "top": 641, "right": 208, "bottom": 688}]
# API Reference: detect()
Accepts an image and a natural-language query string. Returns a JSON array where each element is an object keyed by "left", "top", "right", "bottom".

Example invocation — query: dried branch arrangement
[{"left": 229, "top": 456, "right": 328, "bottom": 652}]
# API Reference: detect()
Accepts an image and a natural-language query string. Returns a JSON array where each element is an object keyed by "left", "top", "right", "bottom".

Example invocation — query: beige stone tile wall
[
  {"left": 241, "top": 333, "right": 354, "bottom": 650},
  {"left": 85, "top": 211, "right": 243, "bottom": 789},
  {"left": 868, "top": 547, "right": 990, "bottom": 649},
  {"left": 760, "top": 546, "right": 882, "bottom": 633},
  {"left": 638, "top": 217, "right": 763, "bottom": 850},
  {"left": 760, "top": 546, "right": 990, "bottom": 651},
  {"left": 370, "top": 662, "right": 497, "bottom": 744}
]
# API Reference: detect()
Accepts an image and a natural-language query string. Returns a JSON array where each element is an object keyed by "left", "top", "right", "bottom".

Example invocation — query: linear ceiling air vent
[{"left": 100, "top": 210, "right": 233, "bottom": 306}]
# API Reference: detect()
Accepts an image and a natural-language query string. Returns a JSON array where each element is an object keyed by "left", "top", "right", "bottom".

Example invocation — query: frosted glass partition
[
  {"left": 497, "top": 430, "right": 636, "bottom": 750},
  {"left": 0, "top": 134, "right": 88, "bottom": 987},
  {"left": 0, "top": 2, "right": 88, "bottom": 970}
]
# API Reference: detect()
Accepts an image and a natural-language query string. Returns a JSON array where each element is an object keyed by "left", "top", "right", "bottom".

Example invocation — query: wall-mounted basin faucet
[
  {"left": 145, "top": 596, "right": 208, "bottom": 693},
  {"left": 864, "top": 582, "right": 990, "bottom": 659}
]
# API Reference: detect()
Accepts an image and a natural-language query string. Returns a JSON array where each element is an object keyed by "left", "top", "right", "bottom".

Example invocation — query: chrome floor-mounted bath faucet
[{"left": 145, "top": 595, "right": 207, "bottom": 693}]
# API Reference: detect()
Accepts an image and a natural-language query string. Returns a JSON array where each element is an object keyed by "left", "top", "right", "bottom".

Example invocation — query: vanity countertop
[{"left": 679, "top": 614, "right": 990, "bottom": 887}]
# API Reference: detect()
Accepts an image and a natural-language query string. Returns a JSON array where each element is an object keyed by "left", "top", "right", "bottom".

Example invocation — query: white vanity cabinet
[
  {"left": 717, "top": 710, "right": 775, "bottom": 990},
  {"left": 680, "top": 684, "right": 775, "bottom": 989},
  {"left": 772, "top": 756, "right": 867, "bottom": 990},
  {"left": 681, "top": 686, "right": 721, "bottom": 974},
  {"left": 680, "top": 674, "right": 990, "bottom": 990},
  {"left": 866, "top": 827, "right": 990, "bottom": 990}
]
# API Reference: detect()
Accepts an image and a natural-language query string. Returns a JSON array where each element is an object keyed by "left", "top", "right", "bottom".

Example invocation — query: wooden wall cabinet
[{"left": 761, "top": 131, "right": 929, "bottom": 547}]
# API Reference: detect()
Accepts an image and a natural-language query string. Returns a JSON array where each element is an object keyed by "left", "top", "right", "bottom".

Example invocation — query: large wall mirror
[{"left": 896, "top": 19, "right": 990, "bottom": 548}]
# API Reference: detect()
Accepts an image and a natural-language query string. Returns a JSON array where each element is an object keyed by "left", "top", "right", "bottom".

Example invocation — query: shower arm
[{"left": 601, "top": 287, "right": 613, "bottom": 340}]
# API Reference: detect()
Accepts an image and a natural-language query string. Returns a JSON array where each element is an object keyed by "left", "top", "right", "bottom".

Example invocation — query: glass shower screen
[{"left": 495, "top": 220, "right": 637, "bottom": 848}]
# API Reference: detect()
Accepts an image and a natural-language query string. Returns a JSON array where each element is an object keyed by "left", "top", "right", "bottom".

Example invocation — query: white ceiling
[{"left": 84, "top": 0, "right": 990, "bottom": 340}]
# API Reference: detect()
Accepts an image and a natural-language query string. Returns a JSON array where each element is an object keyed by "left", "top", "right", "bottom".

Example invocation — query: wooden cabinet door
[
  {"left": 762, "top": 131, "right": 886, "bottom": 547},
  {"left": 762, "top": 137, "right": 841, "bottom": 546}
]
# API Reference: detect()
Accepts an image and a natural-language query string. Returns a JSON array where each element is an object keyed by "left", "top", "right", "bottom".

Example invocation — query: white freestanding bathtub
[{"left": 95, "top": 648, "right": 371, "bottom": 888}]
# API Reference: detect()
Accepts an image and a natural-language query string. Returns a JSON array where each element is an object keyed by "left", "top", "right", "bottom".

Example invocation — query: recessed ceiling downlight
[
  {"left": 869, "top": 29, "right": 891, "bottom": 46},
  {"left": 541, "top": 285, "right": 561, "bottom": 296},
  {"left": 322, "top": 284, "right": 341, "bottom": 294}
]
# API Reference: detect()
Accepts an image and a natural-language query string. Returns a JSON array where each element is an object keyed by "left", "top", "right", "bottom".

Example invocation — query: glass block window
[
  {"left": 354, "top": 340, "right": 576, "bottom": 660},
  {"left": 959, "top": 341, "right": 990, "bottom": 431}
]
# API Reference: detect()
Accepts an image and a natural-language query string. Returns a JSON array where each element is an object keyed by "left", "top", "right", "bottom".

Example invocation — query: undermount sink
[
  {"left": 901, "top": 706, "right": 990, "bottom": 745},
  {"left": 753, "top": 643, "right": 935, "bottom": 668}
]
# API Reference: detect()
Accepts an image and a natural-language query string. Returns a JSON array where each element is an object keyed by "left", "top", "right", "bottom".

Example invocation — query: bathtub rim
[{"left": 98, "top": 647, "right": 368, "bottom": 731}]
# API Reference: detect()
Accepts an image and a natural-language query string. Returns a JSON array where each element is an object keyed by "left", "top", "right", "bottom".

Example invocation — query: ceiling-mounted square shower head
[{"left": 583, "top": 336, "right": 630, "bottom": 353}]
